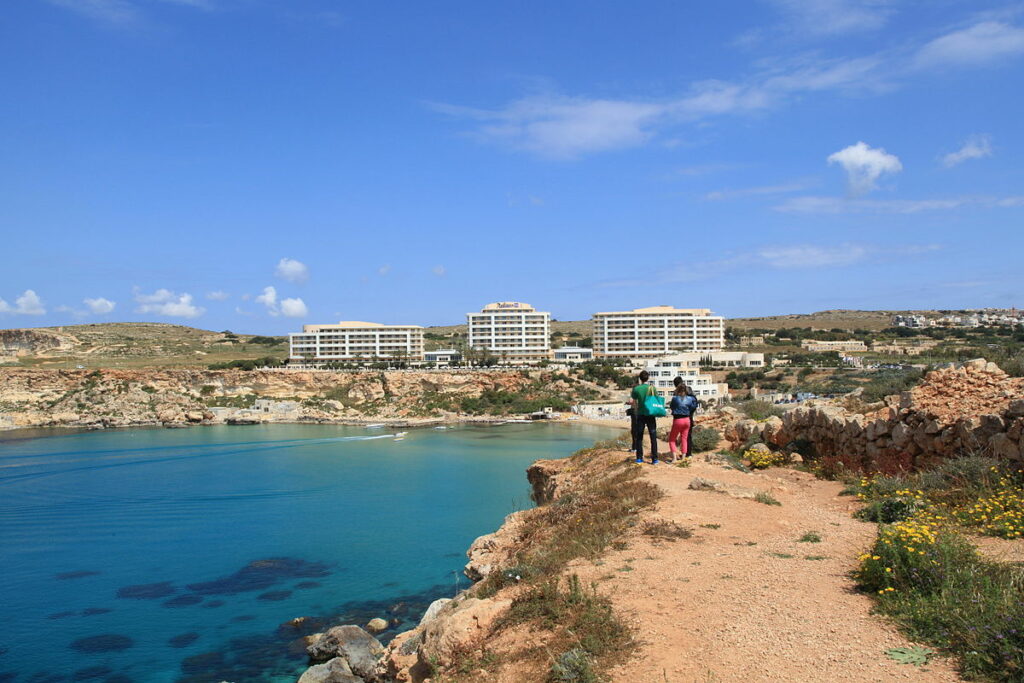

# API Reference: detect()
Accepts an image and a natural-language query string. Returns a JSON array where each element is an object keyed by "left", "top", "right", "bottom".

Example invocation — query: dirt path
[{"left": 565, "top": 451, "right": 965, "bottom": 682}]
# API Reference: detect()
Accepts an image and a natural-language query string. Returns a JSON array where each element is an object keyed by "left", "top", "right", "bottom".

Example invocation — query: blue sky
[{"left": 1, "top": 0, "right": 1022, "bottom": 333}]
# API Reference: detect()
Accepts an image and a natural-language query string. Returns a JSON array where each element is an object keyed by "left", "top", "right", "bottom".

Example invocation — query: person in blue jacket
[{"left": 668, "top": 378, "right": 699, "bottom": 461}]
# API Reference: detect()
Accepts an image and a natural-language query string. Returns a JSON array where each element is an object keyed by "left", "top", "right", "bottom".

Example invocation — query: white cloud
[
  {"left": 84, "top": 297, "right": 116, "bottom": 314},
  {"left": 206, "top": 290, "right": 230, "bottom": 301},
  {"left": 434, "top": 54, "right": 887, "bottom": 158},
  {"left": 756, "top": 244, "right": 870, "bottom": 269},
  {"left": 45, "top": 0, "right": 139, "bottom": 25},
  {"left": 704, "top": 180, "right": 813, "bottom": 201},
  {"left": 255, "top": 286, "right": 278, "bottom": 315},
  {"left": 942, "top": 134, "right": 993, "bottom": 167},
  {"left": 280, "top": 298, "right": 308, "bottom": 318},
  {"left": 915, "top": 21, "right": 1024, "bottom": 68},
  {"left": 432, "top": 265, "right": 447, "bottom": 277},
  {"left": 133, "top": 288, "right": 204, "bottom": 318},
  {"left": 0, "top": 290, "right": 46, "bottom": 315},
  {"left": 378, "top": 265, "right": 392, "bottom": 276},
  {"left": 767, "top": 0, "right": 893, "bottom": 36},
  {"left": 776, "top": 195, "right": 1024, "bottom": 213},
  {"left": 597, "top": 242, "right": 939, "bottom": 287},
  {"left": 274, "top": 258, "right": 309, "bottom": 284},
  {"left": 45, "top": 0, "right": 213, "bottom": 26},
  {"left": 827, "top": 141, "right": 902, "bottom": 197}
]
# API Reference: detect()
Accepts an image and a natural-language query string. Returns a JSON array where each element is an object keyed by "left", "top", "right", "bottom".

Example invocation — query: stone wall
[{"left": 727, "top": 359, "right": 1024, "bottom": 468}]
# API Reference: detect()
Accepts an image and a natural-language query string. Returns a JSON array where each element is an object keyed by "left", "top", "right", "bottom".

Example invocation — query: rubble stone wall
[{"left": 727, "top": 360, "right": 1024, "bottom": 468}]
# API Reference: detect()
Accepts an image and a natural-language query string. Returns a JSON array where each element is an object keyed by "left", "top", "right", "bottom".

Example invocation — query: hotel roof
[{"left": 593, "top": 306, "right": 716, "bottom": 316}]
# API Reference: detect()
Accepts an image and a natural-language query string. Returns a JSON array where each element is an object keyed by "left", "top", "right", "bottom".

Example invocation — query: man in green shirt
[{"left": 630, "top": 370, "right": 660, "bottom": 464}]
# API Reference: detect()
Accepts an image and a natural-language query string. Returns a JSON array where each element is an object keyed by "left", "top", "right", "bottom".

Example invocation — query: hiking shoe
[
  {"left": 634, "top": 458, "right": 644, "bottom": 464},
  {"left": 651, "top": 459, "right": 660, "bottom": 465}
]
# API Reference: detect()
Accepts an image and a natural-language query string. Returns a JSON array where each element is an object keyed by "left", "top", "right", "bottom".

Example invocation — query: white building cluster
[
  {"left": 288, "top": 302, "right": 729, "bottom": 367},
  {"left": 893, "top": 309, "right": 1023, "bottom": 329}
]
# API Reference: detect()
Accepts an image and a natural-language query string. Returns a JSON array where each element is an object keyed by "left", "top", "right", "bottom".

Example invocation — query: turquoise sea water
[{"left": 0, "top": 422, "right": 617, "bottom": 682}]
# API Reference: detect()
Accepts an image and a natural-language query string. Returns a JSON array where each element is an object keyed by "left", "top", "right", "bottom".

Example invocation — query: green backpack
[{"left": 642, "top": 383, "right": 667, "bottom": 417}]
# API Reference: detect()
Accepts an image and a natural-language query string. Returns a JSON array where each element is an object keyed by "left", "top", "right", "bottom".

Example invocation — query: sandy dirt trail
[{"left": 566, "top": 451, "right": 965, "bottom": 682}]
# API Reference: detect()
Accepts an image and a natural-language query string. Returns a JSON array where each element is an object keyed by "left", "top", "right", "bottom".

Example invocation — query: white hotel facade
[
  {"left": 467, "top": 302, "right": 551, "bottom": 363},
  {"left": 288, "top": 321, "right": 424, "bottom": 365},
  {"left": 592, "top": 306, "right": 726, "bottom": 360}
]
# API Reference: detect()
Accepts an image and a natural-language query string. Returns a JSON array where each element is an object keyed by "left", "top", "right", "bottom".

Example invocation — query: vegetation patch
[
  {"left": 745, "top": 448, "right": 784, "bottom": 469},
  {"left": 737, "top": 400, "right": 784, "bottom": 421},
  {"left": 754, "top": 491, "right": 782, "bottom": 506},
  {"left": 504, "top": 574, "right": 631, "bottom": 683},
  {"left": 797, "top": 531, "right": 822, "bottom": 543},
  {"left": 854, "top": 456, "right": 1024, "bottom": 680},
  {"left": 689, "top": 426, "right": 721, "bottom": 453},
  {"left": 641, "top": 520, "right": 693, "bottom": 542}
]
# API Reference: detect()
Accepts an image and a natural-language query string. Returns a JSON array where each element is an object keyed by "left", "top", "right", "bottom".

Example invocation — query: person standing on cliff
[
  {"left": 630, "top": 370, "right": 661, "bottom": 464},
  {"left": 668, "top": 381, "right": 699, "bottom": 462},
  {"left": 673, "top": 376, "right": 700, "bottom": 458}
]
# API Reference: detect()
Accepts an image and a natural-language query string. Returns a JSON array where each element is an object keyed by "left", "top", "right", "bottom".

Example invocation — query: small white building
[
  {"left": 424, "top": 348, "right": 462, "bottom": 365},
  {"left": 553, "top": 346, "right": 593, "bottom": 363}
]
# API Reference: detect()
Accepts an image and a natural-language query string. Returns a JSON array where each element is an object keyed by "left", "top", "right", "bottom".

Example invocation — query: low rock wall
[{"left": 727, "top": 360, "right": 1024, "bottom": 469}]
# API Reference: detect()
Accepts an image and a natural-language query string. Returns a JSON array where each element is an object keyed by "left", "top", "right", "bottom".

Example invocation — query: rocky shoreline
[
  {"left": 290, "top": 459, "right": 570, "bottom": 683},
  {"left": 0, "top": 367, "right": 549, "bottom": 431}
]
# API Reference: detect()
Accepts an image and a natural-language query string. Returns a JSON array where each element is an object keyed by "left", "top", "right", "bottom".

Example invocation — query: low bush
[
  {"left": 745, "top": 448, "right": 784, "bottom": 469},
  {"left": 737, "top": 400, "right": 783, "bottom": 421},
  {"left": 754, "top": 491, "right": 781, "bottom": 506},
  {"left": 506, "top": 575, "right": 630, "bottom": 683},
  {"left": 689, "top": 426, "right": 720, "bottom": 453}
]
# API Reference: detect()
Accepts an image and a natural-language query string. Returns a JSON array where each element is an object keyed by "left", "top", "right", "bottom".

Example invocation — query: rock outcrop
[
  {"left": 0, "top": 368, "right": 533, "bottom": 429},
  {"left": 727, "top": 360, "right": 1024, "bottom": 468}
]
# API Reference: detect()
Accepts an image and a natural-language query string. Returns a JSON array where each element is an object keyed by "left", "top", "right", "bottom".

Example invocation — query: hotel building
[
  {"left": 644, "top": 355, "right": 730, "bottom": 403},
  {"left": 592, "top": 306, "right": 725, "bottom": 360},
  {"left": 288, "top": 321, "right": 424, "bottom": 364},
  {"left": 467, "top": 302, "right": 551, "bottom": 363}
]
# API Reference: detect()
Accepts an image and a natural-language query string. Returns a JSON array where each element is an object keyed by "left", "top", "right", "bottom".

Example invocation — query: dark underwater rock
[
  {"left": 55, "top": 570, "right": 100, "bottom": 581},
  {"left": 168, "top": 632, "right": 200, "bottom": 649},
  {"left": 186, "top": 557, "right": 330, "bottom": 596},
  {"left": 69, "top": 634, "right": 133, "bottom": 653},
  {"left": 80, "top": 607, "right": 112, "bottom": 617},
  {"left": 116, "top": 582, "right": 175, "bottom": 600},
  {"left": 162, "top": 595, "right": 203, "bottom": 608},
  {"left": 257, "top": 590, "right": 291, "bottom": 602}
]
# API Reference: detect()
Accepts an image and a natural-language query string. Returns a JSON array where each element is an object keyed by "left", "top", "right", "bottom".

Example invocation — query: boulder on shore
[
  {"left": 297, "top": 656, "right": 361, "bottom": 683},
  {"left": 306, "top": 625, "right": 384, "bottom": 679}
]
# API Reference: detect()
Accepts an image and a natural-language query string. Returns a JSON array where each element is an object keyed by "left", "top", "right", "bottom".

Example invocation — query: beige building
[
  {"left": 800, "top": 340, "right": 868, "bottom": 353},
  {"left": 467, "top": 302, "right": 551, "bottom": 363},
  {"left": 592, "top": 306, "right": 725, "bottom": 359},
  {"left": 643, "top": 355, "right": 730, "bottom": 403},
  {"left": 289, "top": 321, "right": 424, "bottom": 363}
]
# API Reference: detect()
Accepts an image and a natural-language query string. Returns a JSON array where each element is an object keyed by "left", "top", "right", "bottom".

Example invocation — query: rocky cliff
[
  {"left": 0, "top": 329, "right": 73, "bottom": 360},
  {"left": 0, "top": 368, "right": 535, "bottom": 429},
  {"left": 727, "top": 359, "right": 1024, "bottom": 468}
]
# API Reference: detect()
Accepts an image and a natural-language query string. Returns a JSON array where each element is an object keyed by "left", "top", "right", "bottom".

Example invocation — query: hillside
[{"left": 0, "top": 323, "right": 287, "bottom": 369}]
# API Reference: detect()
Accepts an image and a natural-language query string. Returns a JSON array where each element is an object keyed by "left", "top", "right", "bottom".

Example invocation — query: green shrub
[
  {"left": 551, "top": 648, "right": 598, "bottom": 683},
  {"left": 689, "top": 426, "right": 720, "bottom": 453},
  {"left": 754, "top": 491, "right": 781, "bottom": 506},
  {"left": 737, "top": 400, "right": 783, "bottom": 421}
]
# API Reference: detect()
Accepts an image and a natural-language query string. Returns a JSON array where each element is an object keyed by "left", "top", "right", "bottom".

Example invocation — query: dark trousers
[
  {"left": 632, "top": 415, "right": 658, "bottom": 460},
  {"left": 629, "top": 412, "right": 640, "bottom": 451},
  {"left": 687, "top": 414, "right": 695, "bottom": 455}
]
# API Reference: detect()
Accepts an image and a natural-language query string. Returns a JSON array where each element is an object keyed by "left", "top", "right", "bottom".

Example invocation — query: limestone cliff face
[
  {"left": 0, "top": 368, "right": 532, "bottom": 429},
  {"left": 0, "top": 329, "right": 73, "bottom": 359}
]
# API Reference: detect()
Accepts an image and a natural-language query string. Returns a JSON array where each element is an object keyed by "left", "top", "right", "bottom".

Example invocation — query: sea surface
[{"left": 0, "top": 422, "right": 618, "bottom": 682}]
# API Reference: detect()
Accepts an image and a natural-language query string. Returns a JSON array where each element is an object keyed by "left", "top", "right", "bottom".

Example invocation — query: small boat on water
[
  {"left": 433, "top": 426, "right": 447, "bottom": 430},
  {"left": 366, "top": 424, "right": 385, "bottom": 429},
  {"left": 393, "top": 431, "right": 408, "bottom": 441}
]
